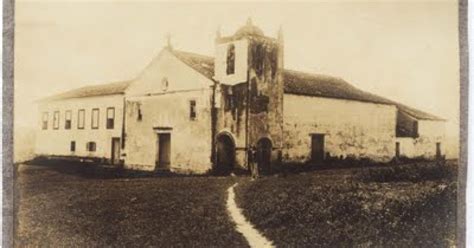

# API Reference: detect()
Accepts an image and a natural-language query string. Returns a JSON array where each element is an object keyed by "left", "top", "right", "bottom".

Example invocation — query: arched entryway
[
  {"left": 215, "top": 133, "right": 236, "bottom": 175},
  {"left": 256, "top": 138, "right": 272, "bottom": 174}
]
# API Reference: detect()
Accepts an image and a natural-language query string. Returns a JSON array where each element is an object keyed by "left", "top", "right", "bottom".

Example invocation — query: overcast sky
[{"left": 15, "top": 1, "right": 459, "bottom": 147}]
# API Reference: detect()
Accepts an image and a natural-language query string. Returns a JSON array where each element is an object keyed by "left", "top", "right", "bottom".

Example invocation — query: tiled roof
[
  {"left": 41, "top": 80, "right": 131, "bottom": 101},
  {"left": 171, "top": 49, "right": 444, "bottom": 121},
  {"left": 170, "top": 49, "right": 215, "bottom": 80},
  {"left": 282, "top": 70, "right": 444, "bottom": 121},
  {"left": 392, "top": 103, "right": 445, "bottom": 121},
  {"left": 283, "top": 70, "right": 392, "bottom": 104}
]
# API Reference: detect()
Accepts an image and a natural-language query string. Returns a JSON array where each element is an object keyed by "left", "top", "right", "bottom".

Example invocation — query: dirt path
[{"left": 226, "top": 183, "right": 274, "bottom": 248}]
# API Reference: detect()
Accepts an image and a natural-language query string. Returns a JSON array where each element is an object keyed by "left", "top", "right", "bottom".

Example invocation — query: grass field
[
  {"left": 235, "top": 161, "right": 457, "bottom": 247},
  {"left": 15, "top": 163, "right": 248, "bottom": 247},
  {"left": 15, "top": 160, "right": 457, "bottom": 247}
]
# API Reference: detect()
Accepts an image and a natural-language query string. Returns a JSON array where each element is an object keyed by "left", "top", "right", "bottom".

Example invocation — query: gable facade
[{"left": 122, "top": 49, "right": 215, "bottom": 172}]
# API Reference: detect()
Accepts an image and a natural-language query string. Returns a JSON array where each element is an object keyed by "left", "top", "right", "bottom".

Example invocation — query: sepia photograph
[{"left": 9, "top": 0, "right": 463, "bottom": 247}]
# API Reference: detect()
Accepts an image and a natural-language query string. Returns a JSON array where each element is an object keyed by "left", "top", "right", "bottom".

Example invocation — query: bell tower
[
  {"left": 213, "top": 19, "right": 285, "bottom": 171},
  {"left": 214, "top": 18, "right": 255, "bottom": 85}
]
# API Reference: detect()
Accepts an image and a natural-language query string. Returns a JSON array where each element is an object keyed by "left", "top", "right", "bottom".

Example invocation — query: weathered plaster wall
[
  {"left": 247, "top": 37, "right": 284, "bottom": 152},
  {"left": 35, "top": 95, "right": 124, "bottom": 160},
  {"left": 214, "top": 39, "right": 249, "bottom": 85},
  {"left": 243, "top": 36, "right": 284, "bottom": 168},
  {"left": 419, "top": 120, "right": 446, "bottom": 138},
  {"left": 124, "top": 89, "right": 213, "bottom": 173},
  {"left": 216, "top": 83, "right": 247, "bottom": 147},
  {"left": 215, "top": 83, "right": 248, "bottom": 168},
  {"left": 283, "top": 94, "right": 397, "bottom": 162},
  {"left": 396, "top": 120, "right": 446, "bottom": 159},
  {"left": 396, "top": 137, "right": 417, "bottom": 158}
]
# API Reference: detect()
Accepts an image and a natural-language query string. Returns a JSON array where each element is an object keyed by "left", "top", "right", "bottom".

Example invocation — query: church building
[{"left": 35, "top": 20, "right": 446, "bottom": 174}]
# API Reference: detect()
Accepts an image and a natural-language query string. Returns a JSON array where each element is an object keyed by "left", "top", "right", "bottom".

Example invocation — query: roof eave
[
  {"left": 167, "top": 49, "right": 217, "bottom": 83},
  {"left": 399, "top": 109, "right": 446, "bottom": 122},
  {"left": 38, "top": 92, "right": 126, "bottom": 103},
  {"left": 283, "top": 91, "right": 395, "bottom": 106}
]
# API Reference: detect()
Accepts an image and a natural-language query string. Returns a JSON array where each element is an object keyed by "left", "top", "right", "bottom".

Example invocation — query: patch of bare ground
[
  {"left": 15, "top": 163, "right": 249, "bottom": 247},
  {"left": 235, "top": 160, "right": 457, "bottom": 247}
]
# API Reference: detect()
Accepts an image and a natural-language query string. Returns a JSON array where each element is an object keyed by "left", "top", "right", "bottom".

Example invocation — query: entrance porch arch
[{"left": 215, "top": 132, "right": 236, "bottom": 175}]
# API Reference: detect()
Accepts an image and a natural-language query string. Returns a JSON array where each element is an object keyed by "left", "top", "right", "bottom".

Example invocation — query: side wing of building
[
  {"left": 283, "top": 94, "right": 397, "bottom": 163},
  {"left": 36, "top": 94, "right": 125, "bottom": 162},
  {"left": 395, "top": 110, "right": 446, "bottom": 159},
  {"left": 281, "top": 69, "right": 447, "bottom": 164}
]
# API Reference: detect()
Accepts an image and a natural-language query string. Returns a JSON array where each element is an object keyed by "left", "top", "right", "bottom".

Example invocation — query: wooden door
[
  {"left": 157, "top": 133, "right": 171, "bottom": 169},
  {"left": 311, "top": 134, "right": 325, "bottom": 162},
  {"left": 436, "top": 142, "right": 442, "bottom": 159},
  {"left": 111, "top": 137, "right": 121, "bottom": 165},
  {"left": 215, "top": 134, "right": 235, "bottom": 175},
  {"left": 257, "top": 138, "right": 272, "bottom": 174}
]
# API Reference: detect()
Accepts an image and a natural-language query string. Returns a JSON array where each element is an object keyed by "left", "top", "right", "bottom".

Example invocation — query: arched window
[{"left": 226, "top": 44, "right": 235, "bottom": 75}]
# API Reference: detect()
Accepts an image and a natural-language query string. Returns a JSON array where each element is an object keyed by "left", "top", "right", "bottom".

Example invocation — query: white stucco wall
[
  {"left": 35, "top": 95, "right": 124, "bottom": 160},
  {"left": 124, "top": 89, "right": 213, "bottom": 173},
  {"left": 214, "top": 39, "right": 248, "bottom": 85},
  {"left": 396, "top": 119, "right": 446, "bottom": 159},
  {"left": 395, "top": 137, "right": 416, "bottom": 158},
  {"left": 418, "top": 120, "right": 446, "bottom": 138},
  {"left": 283, "top": 94, "right": 397, "bottom": 162}
]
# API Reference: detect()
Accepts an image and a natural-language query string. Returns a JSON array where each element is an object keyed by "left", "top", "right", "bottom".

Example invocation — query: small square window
[
  {"left": 137, "top": 104, "right": 143, "bottom": 121},
  {"left": 226, "top": 44, "right": 235, "bottom": 75},
  {"left": 190, "top": 100, "right": 197, "bottom": 120},
  {"left": 42, "top": 112, "right": 48, "bottom": 130},
  {"left": 86, "top": 142, "right": 96, "bottom": 152},
  {"left": 138, "top": 109, "right": 143, "bottom": 121},
  {"left": 78, "top": 109, "right": 85, "bottom": 129},
  {"left": 106, "top": 107, "right": 115, "bottom": 129},
  {"left": 53, "top": 111, "right": 60, "bottom": 129},
  {"left": 65, "top": 111, "right": 72, "bottom": 129},
  {"left": 91, "top": 108, "right": 99, "bottom": 129}
]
